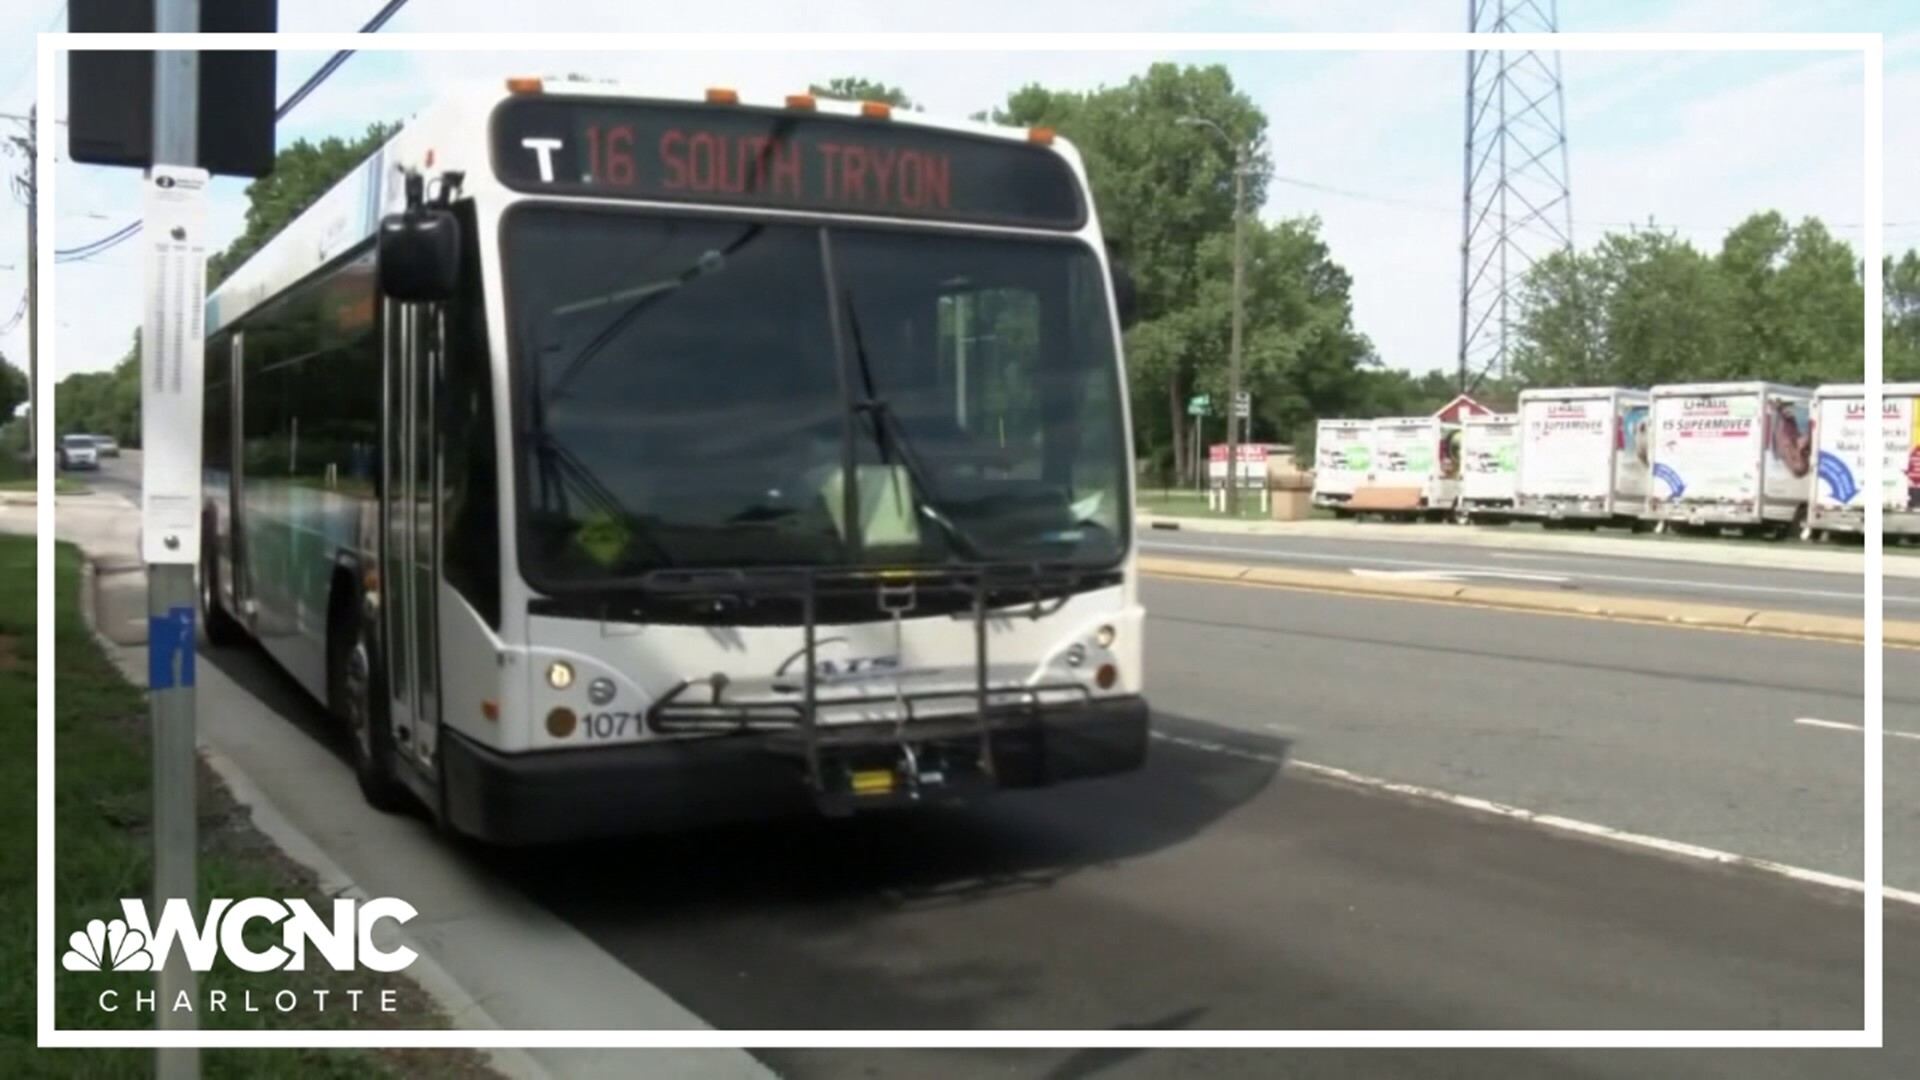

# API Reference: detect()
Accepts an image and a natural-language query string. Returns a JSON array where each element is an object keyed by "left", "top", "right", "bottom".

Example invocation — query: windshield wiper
[
  {"left": 525, "top": 425, "right": 677, "bottom": 572},
  {"left": 542, "top": 116, "right": 800, "bottom": 403},
  {"left": 839, "top": 290, "right": 990, "bottom": 563}
]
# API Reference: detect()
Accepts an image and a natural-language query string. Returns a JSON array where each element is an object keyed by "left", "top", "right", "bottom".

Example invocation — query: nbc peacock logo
[{"left": 63, "top": 917, "right": 154, "bottom": 972}]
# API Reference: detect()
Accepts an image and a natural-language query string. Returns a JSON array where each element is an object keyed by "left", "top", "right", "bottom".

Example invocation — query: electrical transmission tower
[{"left": 1457, "top": 0, "right": 1574, "bottom": 393}]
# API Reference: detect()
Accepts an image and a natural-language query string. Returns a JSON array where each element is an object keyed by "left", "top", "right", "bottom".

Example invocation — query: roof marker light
[
  {"left": 786, "top": 93, "right": 817, "bottom": 110},
  {"left": 860, "top": 101, "right": 892, "bottom": 119},
  {"left": 707, "top": 87, "right": 740, "bottom": 105},
  {"left": 506, "top": 77, "right": 544, "bottom": 95},
  {"left": 1028, "top": 126, "right": 1057, "bottom": 145}
]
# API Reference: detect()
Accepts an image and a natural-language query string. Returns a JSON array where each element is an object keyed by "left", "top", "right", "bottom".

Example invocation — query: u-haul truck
[
  {"left": 1350, "top": 415, "right": 1461, "bottom": 520},
  {"left": 1807, "top": 383, "right": 1920, "bottom": 539},
  {"left": 1311, "top": 419, "right": 1373, "bottom": 516},
  {"left": 1513, "top": 387, "right": 1650, "bottom": 527},
  {"left": 1646, "top": 380, "right": 1814, "bottom": 535},
  {"left": 1457, "top": 412, "right": 1518, "bottom": 523}
]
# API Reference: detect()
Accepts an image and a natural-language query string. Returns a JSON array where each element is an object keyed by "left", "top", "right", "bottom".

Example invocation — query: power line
[
  {"left": 54, "top": 0, "right": 414, "bottom": 264},
  {"left": 0, "top": 290, "right": 25, "bottom": 335}
]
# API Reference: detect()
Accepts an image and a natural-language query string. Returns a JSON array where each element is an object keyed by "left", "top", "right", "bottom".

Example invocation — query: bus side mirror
[
  {"left": 1110, "top": 259, "right": 1139, "bottom": 330},
  {"left": 377, "top": 208, "right": 460, "bottom": 303}
]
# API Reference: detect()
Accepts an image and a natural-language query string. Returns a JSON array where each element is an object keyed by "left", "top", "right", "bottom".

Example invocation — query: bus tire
[
  {"left": 199, "top": 538, "right": 246, "bottom": 648},
  {"left": 332, "top": 600, "right": 412, "bottom": 814}
]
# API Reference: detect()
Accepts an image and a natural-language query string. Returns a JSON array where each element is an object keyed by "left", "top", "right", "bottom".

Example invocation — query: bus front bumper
[{"left": 439, "top": 695, "right": 1151, "bottom": 845}]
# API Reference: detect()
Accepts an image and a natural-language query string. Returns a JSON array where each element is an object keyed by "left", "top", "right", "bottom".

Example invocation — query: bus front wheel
[{"left": 333, "top": 607, "right": 412, "bottom": 814}]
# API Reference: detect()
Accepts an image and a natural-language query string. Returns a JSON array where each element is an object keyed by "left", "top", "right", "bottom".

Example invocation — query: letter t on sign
[{"left": 522, "top": 138, "right": 563, "bottom": 182}]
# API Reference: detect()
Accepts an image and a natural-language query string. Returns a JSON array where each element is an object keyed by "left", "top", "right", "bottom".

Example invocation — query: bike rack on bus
[{"left": 637, "top": 562, "right": 1112, "bottom": 810}]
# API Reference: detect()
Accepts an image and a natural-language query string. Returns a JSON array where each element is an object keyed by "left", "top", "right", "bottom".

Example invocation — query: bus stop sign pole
[{"left": 146, "top": 3, "right": 206, "bottom": 1077}]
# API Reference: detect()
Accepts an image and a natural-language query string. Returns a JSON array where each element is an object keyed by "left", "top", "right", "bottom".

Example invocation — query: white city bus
[{"left": 199, "top": 79, "right": 1148, "bottom": 845}]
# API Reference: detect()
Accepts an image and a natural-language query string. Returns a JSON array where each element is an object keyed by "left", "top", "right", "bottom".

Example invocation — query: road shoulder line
[{"left": 1148, "top": 732, "right": 1920, "bottom": 909}]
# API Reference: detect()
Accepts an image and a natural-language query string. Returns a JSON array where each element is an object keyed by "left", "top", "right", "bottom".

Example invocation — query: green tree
[
  {"left": 1715, "top": 212, "right": 1864, "bottom": 384},
  {"left": 984, "top": 63, "right": 1287, "bottom": 481},
  {"left": 808, "top": 77, "right": 918, "bottom": 110},
  {"left": 0, "top": 358, "right": 25, "bottom": 426},
  {"left": 1512, "top": 212, "right": 1865, "bottom": 390},
  {"left": 1182, "top": 216, "right": 1374, "bottom": 449},
  {"left": 208, "top": 121, "right": 401, "bottom": 287},
  {"left": 1887, "top": 250, "right": 1920, "bottom": 381}
]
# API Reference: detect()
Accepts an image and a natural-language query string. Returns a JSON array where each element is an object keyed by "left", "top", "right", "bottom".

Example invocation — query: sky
[{"left": 1, "top": 0, "right": 1917, "bottom": 399}]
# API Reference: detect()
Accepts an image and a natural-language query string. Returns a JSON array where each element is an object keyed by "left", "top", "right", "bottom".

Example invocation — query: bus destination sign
[{"left": 491, "top": 97, "right": 1086, "bottom": 229}]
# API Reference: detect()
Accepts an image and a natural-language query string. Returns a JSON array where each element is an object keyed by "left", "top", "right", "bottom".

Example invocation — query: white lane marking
[
  {"left": 1349, "top": 567, "right": 1571, "bottom": 584},
  {"left": 1794, "top": 717, "right": 1920, "bottom": 741},
  {"left": 1139, "top": 539, "right": 1901, "bottom": 605},
  {"left": 1148, "top": 731, "right": 1920, "bottom": 908}
]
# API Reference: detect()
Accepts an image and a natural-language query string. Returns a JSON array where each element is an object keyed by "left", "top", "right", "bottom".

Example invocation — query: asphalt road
[
  {"left": 1140, "top": 530, "right": 1902, "bottom": 618},
  {"left": 78, "top": 451, "right": 140, "bottom": 501},
  {"left": 477, "top": 578, "right": 1907, "bottom": 1075},
  {"left": 125, "top": 451, "right": 1917, "bottom": 1076}
]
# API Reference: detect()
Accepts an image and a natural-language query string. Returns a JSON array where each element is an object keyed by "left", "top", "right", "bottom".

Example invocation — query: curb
[
  {"left": 1138, "top": 555, "right": 1909, "bottom": 645},
  {"left": 74, "top": 553, "right": 552, "bottom": 1080},
  {"left": 72, "top": 540, "right": 783, "bottom": 1080}
]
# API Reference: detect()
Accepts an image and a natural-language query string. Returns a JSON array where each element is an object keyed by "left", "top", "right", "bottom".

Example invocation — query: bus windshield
[{"left": 502, "top": 206, "right": 1130, "bottom": 587}]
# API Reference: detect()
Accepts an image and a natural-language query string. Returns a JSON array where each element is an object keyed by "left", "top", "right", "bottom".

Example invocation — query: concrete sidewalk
[
  {"left": 1139, "top": 512, "right": 1913, "bottom": 579},
  {"left": 8, "top": 498, "right": 779, "bottom": 1080}
]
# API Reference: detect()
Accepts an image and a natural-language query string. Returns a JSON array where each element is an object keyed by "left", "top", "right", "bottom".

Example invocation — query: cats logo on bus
[{"left": 774, "top": 637, "right": 904, "bottom": 684}]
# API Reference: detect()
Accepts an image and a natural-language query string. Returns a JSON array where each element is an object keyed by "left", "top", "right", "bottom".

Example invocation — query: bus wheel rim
[{"left": 346, "top": 638, "right": 372, "bottom": 762}]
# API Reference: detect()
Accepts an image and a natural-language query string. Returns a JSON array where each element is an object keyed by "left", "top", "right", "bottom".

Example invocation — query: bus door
[
  {"left": 382, "top": 303, "right": 443, "bottom": 771},
  {"left": 226, "top": 331, "right": 253, "bottom": 623}
]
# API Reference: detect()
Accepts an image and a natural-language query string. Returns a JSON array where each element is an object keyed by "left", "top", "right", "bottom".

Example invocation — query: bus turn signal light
[{"left": 1095, "top": 664, "right": 1118, "bottom": 691}]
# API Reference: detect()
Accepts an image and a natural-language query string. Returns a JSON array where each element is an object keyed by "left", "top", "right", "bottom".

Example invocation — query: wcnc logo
[{"left": 63, "top": 897, "right": 418, "bottom": 975}]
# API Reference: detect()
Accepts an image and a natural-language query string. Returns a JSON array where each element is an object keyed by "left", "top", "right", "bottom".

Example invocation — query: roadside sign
[
  {"left": 139, "top": 165, "right": 210, "bottom": 565},
  {"left": 1188, "top": 394, "right": 1210, "bottom": 416},
  {"left": 1234, "top": 390, "right": 1251, "bottom": 419}
]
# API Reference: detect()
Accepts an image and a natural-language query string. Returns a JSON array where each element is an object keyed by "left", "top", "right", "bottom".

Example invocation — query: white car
[
  {"left": 91, "top": 434, "right": 120, "bottom": 457},
  {"left": 57, "top": 434, "right": 99, "bottom": 471}
]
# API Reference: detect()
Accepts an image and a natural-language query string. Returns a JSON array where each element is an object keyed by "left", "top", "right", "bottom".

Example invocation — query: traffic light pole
[{"left": 148, "top": 3, "right": 203, "bottom": 1078}]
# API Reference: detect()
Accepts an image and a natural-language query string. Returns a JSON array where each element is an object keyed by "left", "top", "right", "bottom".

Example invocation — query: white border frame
[{"left": 33, "top": 30, "right": 1883, "bottom": 1050}]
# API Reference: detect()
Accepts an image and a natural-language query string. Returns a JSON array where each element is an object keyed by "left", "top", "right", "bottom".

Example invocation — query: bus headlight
[
  {"left": 1064, "top": 643, "right": 1087, "bottom": 668},
  {"left": 546, "top": 661, "right": 575, "bottom": 690},
  {"left": 1095, "top": 624, "right": 1117, "bottom": 648}
]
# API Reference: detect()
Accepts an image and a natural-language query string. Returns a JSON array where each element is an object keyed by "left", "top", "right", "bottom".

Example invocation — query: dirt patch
[{"left": 0, "top": 632, "right": 20, "bottom": 673}]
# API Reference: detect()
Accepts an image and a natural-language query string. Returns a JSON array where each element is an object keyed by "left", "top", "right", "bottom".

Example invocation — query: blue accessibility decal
[
  {"left": 1652, "top": 463, "right": 1686, "bottom": 499},
  {"left": 1816, "top": 450, "right": 1859, "bottom": 504},
  {"left": 148, "top": 605, "right": 196, "bottom": 690}
]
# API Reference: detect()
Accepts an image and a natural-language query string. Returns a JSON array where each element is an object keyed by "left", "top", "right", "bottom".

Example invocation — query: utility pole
[
  {"left": 149, "top": 3, "right": 203, "bottom": 1077},
  {"left": 1178, "top": 114, "right": 1252, "bottom": 516},
  {"left": 1227, "top": 140, "right": 1247, "bottom": 517}
]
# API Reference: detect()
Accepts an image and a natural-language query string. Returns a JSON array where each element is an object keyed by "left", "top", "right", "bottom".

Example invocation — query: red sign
[
  {"left": 492, "top": 98, "right": 1085, "bottom": 229},
  {"left": 1208, "top": 444, "right": 1271, "bottom": 463}
]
